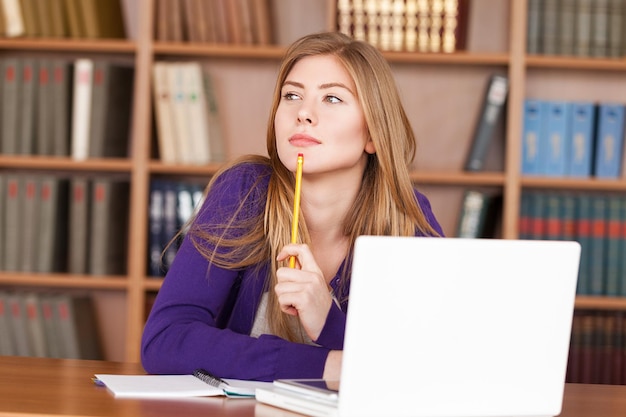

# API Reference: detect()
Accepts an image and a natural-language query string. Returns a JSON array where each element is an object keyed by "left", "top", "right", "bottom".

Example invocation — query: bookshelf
[{"left": 0, "top": 0, "right": 625, "bottom": 364}]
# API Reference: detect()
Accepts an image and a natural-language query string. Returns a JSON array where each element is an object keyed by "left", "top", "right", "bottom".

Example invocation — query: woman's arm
[
  {"left": 140, "top": 163, "right": 334, "bottom": 381},
  {"left": 140, "top": 236, "right": 332, "bottom": 380}
]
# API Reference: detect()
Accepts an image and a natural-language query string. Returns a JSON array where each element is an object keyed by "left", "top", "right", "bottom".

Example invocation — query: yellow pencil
[{"left": 289, "top": 153, "right": 304, "bottom": 268}]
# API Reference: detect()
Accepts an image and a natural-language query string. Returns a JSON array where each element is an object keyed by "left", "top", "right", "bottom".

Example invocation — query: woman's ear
[{"left": 365, "top": 138, "right": 376, "bottom": 154}]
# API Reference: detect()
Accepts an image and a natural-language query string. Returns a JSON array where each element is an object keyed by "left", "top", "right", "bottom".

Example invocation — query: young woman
[{"left": 141, "top": 31, "right": 443, "bottom": 381}]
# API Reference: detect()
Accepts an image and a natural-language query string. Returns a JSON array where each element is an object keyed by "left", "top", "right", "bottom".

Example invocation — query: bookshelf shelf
[
  {"left": 0, "top": 273, "right": 129, "bottom": 290},
  {"left": 152, "top": 45, "right": 510, "bottom": 65},
  {"left": 521, "top": 177, "right": 626, "bottom": 192},
  {"left": 526, "top": 55, "right": 626, "bottom": 71},
  {"left": 575, "top": 296, "right": 626, "bottom": 311},
  {"left": 148, "top": 161, "right": 222, "bottom": 175},
  {"left": 0, "top": 156, "right": 134, "bottom": 172},
  {"left": 410, "top": 171, "right": 506, "bottom": 186},
  {"left": 143, "top": 279, "right": 164, "bottom": 291},
  {"left": 0, "top": 38, "right": 136, "bottom": 53},
  {"left": 383, "top": 51, "right": 510, "bottom": 66},
  {"left": 153, "top": 42, "right": 286, "bottom": 59}
]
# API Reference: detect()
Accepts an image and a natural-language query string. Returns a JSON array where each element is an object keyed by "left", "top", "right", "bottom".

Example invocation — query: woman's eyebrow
[
  {"left": 319, "top": 82, "right": 354, "bottom": 94},
  {"left": 283, "top": 80, "right": 354, "bottom": 95}
]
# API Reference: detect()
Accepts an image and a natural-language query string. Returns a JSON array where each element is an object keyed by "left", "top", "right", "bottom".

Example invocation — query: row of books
[
  {"left": 0, "top": 290, "right": 102, "bottom": 359},
  {"left": 148, "top": 179, "right": 205, "bottom": 277},
  {"left": 0, "top": 57, "right": 135, "bottom": 160},
  {"left": 527, "top": 0, "right": 624, "bottom": 58},
  {"left": 152, "top": 61, "right": 226, "bottom": 165},
  {"left": 155, "top": 0, "right": 272, "bottom": 45},
  {"left": 0, "top": 0, "right": 128, "bottom": 39},
  {"left": 521, "top": 100, "right": 625, "bottom": 178},
  {"left": 0, "top": 173, "right": 130, "bottom": 276},
  {"left": 336, "top": 0, "right": 469, "bottom": 53},
  {"left": 519, "top": 191, "right": 626, "bottom": 297},
  {"left": 567, "top": 309, "right": 626, "bottom": 385}
]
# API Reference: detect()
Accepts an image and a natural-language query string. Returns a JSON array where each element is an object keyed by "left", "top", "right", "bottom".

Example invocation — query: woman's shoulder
[
  {"left": 195, "top": 156, "right": 272, "bottom": 222},
  {"left": 218, "top": 156, "right": 272, "bottom": 181},
  {"left": 412, "top": 187, "right": 445, "bottom": 236},
  {"left": 211, "top": 156, "right": 272, "bottom": 193}
]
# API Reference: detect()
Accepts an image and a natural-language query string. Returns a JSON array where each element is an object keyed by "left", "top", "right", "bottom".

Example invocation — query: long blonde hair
[{"left": 189, "top": 32, "right": 439, "bottom": 342}]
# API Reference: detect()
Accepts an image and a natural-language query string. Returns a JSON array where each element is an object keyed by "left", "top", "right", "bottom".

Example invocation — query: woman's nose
[{"left": 297, "top": 105, "right": 315, "bottom": 124}]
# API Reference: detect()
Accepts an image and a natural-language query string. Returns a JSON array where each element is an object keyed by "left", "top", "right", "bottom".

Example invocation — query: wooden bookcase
[{"left": 1, "top": 0, "right": 626, "bottom": 363}]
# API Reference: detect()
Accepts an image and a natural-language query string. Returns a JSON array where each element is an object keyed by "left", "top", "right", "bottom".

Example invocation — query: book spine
[
  {"left": 575, "top": 0, "right": 593, "bottom": 56},
  {"left": 152, "top": 62, "right": 177, "bottom": 163},
  {"left": 168, "top": 62, "right": 194, "bottom": 164},
  {"left": 20, "top": 175, "right": 40, "bottom": 272},
  {"left": 18, "top": 58, "right": 37, "bottom": 155},
  {"left": 0, "top": 291, "right": 16, "bottom": 355},
  {"left": 575, "top": 194, "right": 592, "bottom": 295},
  {"left": 541, "top": 101, "right": 572, "bottom": 176},
  {"left": 1, "top": 58, "right": 22, "bottom": 155},
  {"left": 3, "top": 174, "right": 22, "bottom": 271},
  {"left": 518, "top": 192, "right": 533, "bottom": 240},
  {"left": 182, "top": 62, "right": 211, "bottom": 164},
  {"left": 521, "top": 99, "right": 544, "bottom": 175},
  {"left": 36, "top": 59, "right": 54, "bottom": 155},
  {"left": 89, "top": 178, "right": 130, "bottom": 276},
  {"left": 23, "top": 292, "right": 47, "bottom": 357},
  {"left": 68, "top": 177, "right": 91, "bottom": 275},
  {"left": 607, "top": 0, "right": 623, "bottom": 58},
  {"left": 148, "top": 180, "right": 165, "bottom": 277},
  {"left": 70, "top": 59, "right": 94, "bottom": 160},
  {"left": 464, "top": 75, "right": 509, "bottom": 171},
  {"left": 604, "top": 195, "right": 621, "bottom": 296},
  {"left": 541, "top": 0, "right": 559, "bottom": 55},
  {"left": 593, "top": 103, "right": 625, "bottom": 178},
  {"left": 202, "top": 69, "right": 227, "bottom": 162},
  {"left": 543, "top": 193, "right": 562, "bottom": 240},
  {"left": 591, "top": 0, "right": 609, "bottom": 57},
  {"left": 37, "top": 177, "right": 69, "bottom": 273},
  {"left": 558, "top": 0, "right": 576, "bottom": 55},
  {"left": 40, "top": 294, "right": 62, "bottom": 358},
  {"left": 567, "top": 102, "right": 595, "bottom": 178},
  {"left": 51, "top": 59, "right": 72, "bottom": 157},
  {"left": 589, "top": 195, "right": 607, "bottom": 295},
  {"left": 7, "top": 293, "right": 32, "bottom": 356},
  {"left": 620, "top": 196, "right": 626, "bottom": 297},
  {"left": 560, "top": 194, "right": 577, "bottom": 241},
  {"left": 161, "top": 181, "right": 179, "bottom": 273},
  {"left": 0, "top": 174, "right": 4, "bottom": 270},
  {"left": 1, "top": 0, "right": 25, "bottom": 37},
  {"left": 456, "top": 190, "right": 487, "bottom": 238}
]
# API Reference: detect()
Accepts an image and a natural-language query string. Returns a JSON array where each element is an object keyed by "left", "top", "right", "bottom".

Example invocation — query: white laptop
[{"left": 255, "top": 236, "right": 581, "bottom": 417}]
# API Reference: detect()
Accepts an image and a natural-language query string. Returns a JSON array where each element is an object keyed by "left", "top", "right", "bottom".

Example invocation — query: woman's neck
[{"left": 300, "top": 174, "right": 359, "bottom": 282}]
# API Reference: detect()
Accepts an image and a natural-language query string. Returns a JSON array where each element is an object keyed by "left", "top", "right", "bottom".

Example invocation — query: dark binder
[{"left": 464, "top": 75, "right": 509, "bottom": 171}]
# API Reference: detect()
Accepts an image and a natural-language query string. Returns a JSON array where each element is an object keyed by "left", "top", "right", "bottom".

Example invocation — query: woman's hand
[{"left": 275, "top": 243, "right": 332, "bottom": 341}]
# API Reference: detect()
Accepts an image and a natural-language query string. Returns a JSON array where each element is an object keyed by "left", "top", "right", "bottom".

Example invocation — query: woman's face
[{"left": 275, "top": 54, "right": 375, "bottom": 175}]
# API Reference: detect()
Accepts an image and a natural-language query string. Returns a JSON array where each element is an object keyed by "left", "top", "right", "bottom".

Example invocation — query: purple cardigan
[{"left": 141, "top": 162, "right": 443, "bottom": 381}]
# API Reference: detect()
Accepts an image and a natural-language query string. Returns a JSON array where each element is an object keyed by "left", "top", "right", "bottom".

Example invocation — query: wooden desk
[{"left": 1, "top": 356, "right": 625, "bottom": 417}]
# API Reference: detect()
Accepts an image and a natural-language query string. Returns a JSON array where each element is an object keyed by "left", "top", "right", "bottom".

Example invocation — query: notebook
[{"left": 255, "top": 236, "right": 581, "bottom": 417}]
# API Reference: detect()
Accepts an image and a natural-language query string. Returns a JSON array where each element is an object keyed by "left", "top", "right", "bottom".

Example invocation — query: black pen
[{"left": 193, "top": 368, "right": 230, "bottom": 387}]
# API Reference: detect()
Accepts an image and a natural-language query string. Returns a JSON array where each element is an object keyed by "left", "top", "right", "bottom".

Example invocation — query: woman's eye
[
  {"left": 282, "top": 92, "right": 300, "bottom": 101},
  {"left": 325, "top": 95, "right": 342, "bottom": 104}
]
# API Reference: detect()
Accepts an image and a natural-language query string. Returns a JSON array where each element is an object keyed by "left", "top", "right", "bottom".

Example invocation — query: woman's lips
[{"left": 289, "top": 134, "right": 321, "bottom": 147}]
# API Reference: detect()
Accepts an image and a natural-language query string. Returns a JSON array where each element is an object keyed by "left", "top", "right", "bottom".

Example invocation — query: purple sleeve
[
  {"left": 314, "top": 302, "right": 346, "bottom": 350},
  {"left": 141, "top": 163, "right": 331, "bottom": 381}
]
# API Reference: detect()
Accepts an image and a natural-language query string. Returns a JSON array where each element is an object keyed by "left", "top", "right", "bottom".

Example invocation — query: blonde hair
[{"left": 189, "top": 32, "right": 439, "bottom": 342}]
